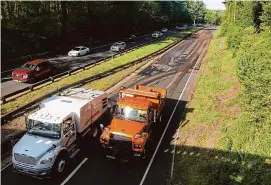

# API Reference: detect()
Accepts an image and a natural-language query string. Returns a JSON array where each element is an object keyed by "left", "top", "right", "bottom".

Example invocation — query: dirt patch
[
  {"left": 204, "top": 121, "right": 221, "bottom": 149},
  {"left": 1, "top": 116, "right": 26, "bottom": 143},
  {"left": 215, "top": 82, "right": 241, "bottom": 115}
]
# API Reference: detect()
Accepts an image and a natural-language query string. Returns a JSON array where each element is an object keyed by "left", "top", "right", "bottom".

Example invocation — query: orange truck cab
[{"left": 100, "top": 84, "right": 167, "bottom": 161}]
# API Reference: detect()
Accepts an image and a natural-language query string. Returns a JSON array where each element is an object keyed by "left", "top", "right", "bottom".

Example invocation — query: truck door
[{"left": 62, "top": 116, "right": 76, "bottom": 151}]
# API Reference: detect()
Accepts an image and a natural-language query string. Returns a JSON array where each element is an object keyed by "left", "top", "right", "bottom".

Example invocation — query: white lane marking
[
  {"left": 139, "top": 47, "right": 208, "bottom": 185},
  {"left": 170, "top": 47, "right": 208, "bottom": 178},
  {"left": 166, "top": 67, "right": 171, "bottom": 72},
  {"left": 60, "top": 158, "right": 88, "bottom": 185},
  {"left": 1, "top": 162, "right": 12, "bottom": 171}
]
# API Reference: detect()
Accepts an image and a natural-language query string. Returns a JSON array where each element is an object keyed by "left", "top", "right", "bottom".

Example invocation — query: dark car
[
  {"left": 12, "top": 59, "right": 57, "bottom": 83},
  {"left": 125, "top": 34, "right": 136, "bottom": 42}
]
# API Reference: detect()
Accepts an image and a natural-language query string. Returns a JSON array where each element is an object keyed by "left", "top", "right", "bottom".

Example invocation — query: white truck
[{"left": 12, "top": 88, "right": 108, "bottom": 178}]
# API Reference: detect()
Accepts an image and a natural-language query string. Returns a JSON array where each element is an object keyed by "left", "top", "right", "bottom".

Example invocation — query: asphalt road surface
[
  {"left": 1, "top": 26, "right": 217, "bottom": 185},
  {"left": 1, "top": 30, "right": 176, "bottom": 97}
]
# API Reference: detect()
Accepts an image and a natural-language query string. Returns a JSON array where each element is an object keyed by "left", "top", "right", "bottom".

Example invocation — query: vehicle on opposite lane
[
  {"left": 68, "top": 46, "right": 90, "bottom": 57},
  {"left": 152, "top": 31, "right": 163, "bottom": 38},
  {"left": 124, "top": 34, "right": 137, "bottom": 42},
  {"left": 110, "top": 41, "right": 126, "bottom": 52},
  {"left": 11, "top": 59, "right": 58, "bottom": 83},
  {"left": 161, "top": 28, "right": 168, "bottom": 33}
]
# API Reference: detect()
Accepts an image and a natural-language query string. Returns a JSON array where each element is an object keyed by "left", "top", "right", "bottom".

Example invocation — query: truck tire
[
  {"left": 159, "top": 114, "right": 162, "bottom": 123},
  {"left": 52, "top": 154, "right": 67, "bottom": 176},
  {"left": 91, "top": 126, "right": 99, "bottom": 138}
]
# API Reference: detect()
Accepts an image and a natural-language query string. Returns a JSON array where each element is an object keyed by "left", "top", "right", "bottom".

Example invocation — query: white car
[
  {"left": 161, "top": 28, "right": 168, "bottom": 33},
  {"left": 110, "top": 41, "right": 126, "bottom": 52},
  {"left": 68, "top": 46, "right": 90, "bottom": 57},
  {"left": 152, "top": 31, "right": 163, "bottom": 38}
]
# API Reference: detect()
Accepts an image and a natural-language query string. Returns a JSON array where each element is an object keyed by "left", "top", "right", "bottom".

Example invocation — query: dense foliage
[
  {"left": 1, "top": 1, "right": 193, "bottom": 59},
  {"left": 184, "top": 0, "right": 205, "bottom": 25},
  {"left": 204, "top": 9, "right": 223, "bottom": 25},
  {"left": 221, "top": 0, "right": 271, "bottom": 140}
]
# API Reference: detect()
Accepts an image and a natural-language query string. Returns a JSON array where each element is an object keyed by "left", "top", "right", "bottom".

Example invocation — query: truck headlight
[
  {"left": 23, "top": 74, "right": 28, "bottom": 79},
  {"left": 102, "top": 137, "right": 108, "bottom": 142},
  {"left": 134, "top": 144, "right": 142, "bottom": 148},
  {"left": 40, "top": 158, "right": 53, "bottom": 164}
]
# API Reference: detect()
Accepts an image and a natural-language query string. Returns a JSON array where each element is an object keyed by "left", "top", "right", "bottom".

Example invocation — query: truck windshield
[
  {"left": 115, "top": 105, "right": 147, "bottom": 123},
  {"left": 27, "top": 119, "right": 61, "bottom": 139}
]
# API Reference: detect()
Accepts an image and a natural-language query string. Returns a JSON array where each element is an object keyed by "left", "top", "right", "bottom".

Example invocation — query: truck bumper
[
  {"left": 13, "top": 164, "right": 52, "bottom": 179},
  {"left": 103, "top": 145, "right": 143, "bottom": 161}
]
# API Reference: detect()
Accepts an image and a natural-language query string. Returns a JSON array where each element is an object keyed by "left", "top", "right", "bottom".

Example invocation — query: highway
[
  {"left": 1, "top": 30, "right": 176, "bottom": 97},
  {"left": 1, "top": 26, "right": 216, "bottom": 185}
]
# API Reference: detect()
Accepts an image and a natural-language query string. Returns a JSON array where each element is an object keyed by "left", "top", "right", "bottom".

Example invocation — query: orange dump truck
[{"left": 100, "top": 84, "right": 167, "bottom": 160}]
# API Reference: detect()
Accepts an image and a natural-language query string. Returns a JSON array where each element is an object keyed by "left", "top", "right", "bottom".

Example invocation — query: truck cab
[
  {"left": 100, "top": 85, "right": 167, "bottom": 161},
  {"left": 12, "top": 108, "right": 76, "bottom": 178}
]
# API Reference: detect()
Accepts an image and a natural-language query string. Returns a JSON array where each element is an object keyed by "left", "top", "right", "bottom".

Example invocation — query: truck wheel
[
  {"left": 91, "top": 126, "right": 98, "bottom": 138},
  {"left": 159, "top": 114, "right": 162, "bottom": 123},
  {"left": 142, "top": 142, "right": 150, "bottom": 160},
  {"left": 53, "top": 155, "right": 67, "bottom": 176}
]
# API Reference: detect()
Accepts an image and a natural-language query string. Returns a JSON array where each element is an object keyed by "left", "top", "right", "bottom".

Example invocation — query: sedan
[
  {"left": 68, "top": 46, "right": 90, "bottom": 57},
  {"left": 125, "top": 34, "right": 136, "bottom": 42},
  {"left": 161, "top": 28, "right": 168, "bottom": 33},
  {"left": 152, "top": 31, "right": 163, "bottom": 38},
  {"left": 110, "top": 42, "right": 126, "bottom": 52}
]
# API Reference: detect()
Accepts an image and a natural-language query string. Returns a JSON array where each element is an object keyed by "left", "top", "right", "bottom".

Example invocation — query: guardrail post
[
  {"left": 30, "top": 86, "right": 34, "bottom": 91},
  {"left": 1, "top": 96, "right": 6, "bottom": 104},
  {"left": 68, "top": 71, "right": 72, "bottom": 76},
  {"left": 50, "top": 77, "right": 55, "bottom": 82}
]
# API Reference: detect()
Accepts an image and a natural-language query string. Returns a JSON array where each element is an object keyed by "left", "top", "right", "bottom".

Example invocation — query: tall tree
[{"left": 184, "top": 0, "right": 205, "bottom": 26}]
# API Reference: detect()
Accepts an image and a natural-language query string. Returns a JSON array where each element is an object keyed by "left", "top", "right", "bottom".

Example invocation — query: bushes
[{"left": 236, "top": 29, "right": 271, "bottom": 124}]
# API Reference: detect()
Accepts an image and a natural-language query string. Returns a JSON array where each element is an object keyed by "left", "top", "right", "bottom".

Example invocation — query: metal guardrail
[
  {"left": 1, "top": 31, "right": 196, "bottom": 125},
  {"left": 0, "top": 31, "right": 178, "bottom": 104}
]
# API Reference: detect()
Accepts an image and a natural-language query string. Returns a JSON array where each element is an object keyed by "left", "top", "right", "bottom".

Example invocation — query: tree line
[
  {"left": 1, "top": 1, "right": 211, "bottom": 59},
  {"left": 220, "top": 1, "right": 271, "bottom": 125}
]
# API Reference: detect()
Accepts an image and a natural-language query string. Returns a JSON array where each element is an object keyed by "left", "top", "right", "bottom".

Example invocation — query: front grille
[
  {"left": 14, "top": 153, "right": 36, "bottom": 166},
  {"left": 110, "top": 133, "right": 132, "bottom": 150}
]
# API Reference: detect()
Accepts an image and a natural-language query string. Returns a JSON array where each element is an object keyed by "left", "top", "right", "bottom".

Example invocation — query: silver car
[{"left": 110, "top": 42, "right": 126, "bottom": 52}]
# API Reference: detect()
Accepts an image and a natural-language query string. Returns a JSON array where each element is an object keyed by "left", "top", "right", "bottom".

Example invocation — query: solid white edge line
[
  {"left": 60, "top": 158, "right": 88, "bottom": 185},
  {"left": 170, "top": 48, "right": 207, "bottom": 178},
  {"left": 1, "top": 162, "right": 12, "bottom": 171},
  {"left": 139, "top": 47, "right": 207, "bottom": 185}
]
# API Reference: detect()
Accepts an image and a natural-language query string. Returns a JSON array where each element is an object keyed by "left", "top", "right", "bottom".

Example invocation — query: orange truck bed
[{"left": 119, "top": 84, "right": 167, "bottom": 116}]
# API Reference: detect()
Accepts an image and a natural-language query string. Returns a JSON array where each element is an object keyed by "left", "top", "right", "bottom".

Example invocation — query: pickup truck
[
  {"left": 12, "top": 88, "right": 108, "bottom": 178},
  {"left": 100, "top": 84, "right": 167, "bottom": 161}
]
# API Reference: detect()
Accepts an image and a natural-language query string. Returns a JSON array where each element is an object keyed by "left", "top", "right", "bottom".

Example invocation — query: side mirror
[
  {"left": 153, "top": 110, "right": 157, "bottom": 123},
  {"left": 100, "top": 124, "right": 104, "bottom": 130},
  {"left": 71, "top": 124, "right": 75, "bottom": 131},
  {"left": 24, "top": 114, "right": 29, "bottom": 129},
  {"left": 142, "top": 132, "right": 148, "bottom": 137},
  {"left": 110, "top": 106, "right": 114, "bottom": 115}
]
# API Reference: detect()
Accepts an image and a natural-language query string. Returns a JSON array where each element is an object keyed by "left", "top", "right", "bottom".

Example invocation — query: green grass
[
  {"left": 170, "top": 29, "right": 271, "bottom": 185},
  {"left": 82, "top": 60, "right": 149, "bottom": 90},
  {"left": 2, "top": 28, "right": 201, "bottom": 115}
]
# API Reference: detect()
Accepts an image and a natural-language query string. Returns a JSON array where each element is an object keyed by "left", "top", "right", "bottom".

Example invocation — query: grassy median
[
  {"left": 170, "top": 32, "right": 271, "bottom": 185},
  {"left": 1, "top": 28, "right": 201, "bottom": 115}
]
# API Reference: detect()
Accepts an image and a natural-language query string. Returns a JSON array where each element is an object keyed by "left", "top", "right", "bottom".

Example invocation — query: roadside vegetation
[
  {"left": 1, "top": 28, "right": 200, "bottom": 115},
  {"left": 171, "top": 1, "right": 271, "bottom": 185}
]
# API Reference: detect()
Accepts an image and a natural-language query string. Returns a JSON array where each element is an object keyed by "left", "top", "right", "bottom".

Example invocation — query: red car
[{"left": 12, "top": 59, "right": 57, "bottom": 83}]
